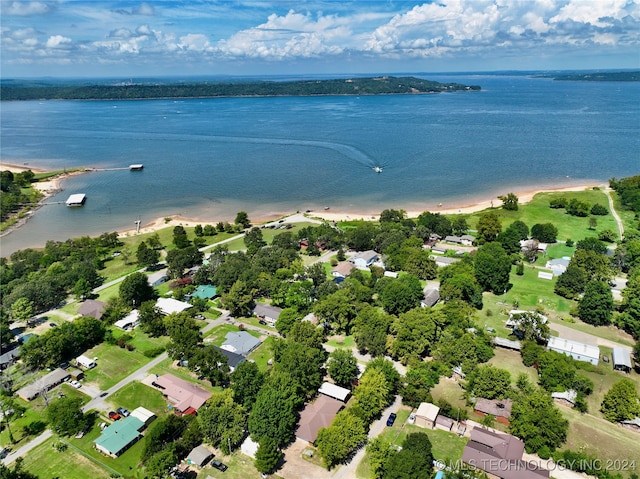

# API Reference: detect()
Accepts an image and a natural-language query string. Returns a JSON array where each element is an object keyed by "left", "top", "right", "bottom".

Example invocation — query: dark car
[
  {"left": 59, "top": 361, "right": 70, "bottom": 369},
  {"left": 49, "top": 322, "right": 57, "bottom": 328},
  {"left": 258, "top": 319, "right": 267, "bottom": 325},
  {"left": 211, "top": 460, "right": 228, "bottom": 472},
  {"left": 108, "top": 411, "right": 121, "bottom": 421},
  {"left": 386, "top": 413, "right": 397, "bottom": 427}
]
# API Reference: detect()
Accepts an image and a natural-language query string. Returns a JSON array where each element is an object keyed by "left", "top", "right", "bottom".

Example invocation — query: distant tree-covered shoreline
[{"left": 0, "top": 76, "right": 480, "bottom": 101}]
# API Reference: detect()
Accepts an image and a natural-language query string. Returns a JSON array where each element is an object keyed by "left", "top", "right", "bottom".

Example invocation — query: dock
[{"left": 66, "top": 193, "right": 86, "bottom": 207}]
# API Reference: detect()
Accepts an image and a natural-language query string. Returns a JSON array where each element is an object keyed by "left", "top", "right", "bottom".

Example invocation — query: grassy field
[
  {"left": 246, "top": 336, "right": 275, "bottom": 372},
  {"left": 223, "top": 221, "right": 315, "bottom": 251},
  {"left": 326, "top": 335, "right": 356, "bottom": 349},
  {"left": 463, "top": 189, "right": 619, "bottom": 242},
  {"left": 107, "top": 381, "right": 168, "bottom": 416},
  {"left": 82, "top": 342, "right": 153, "bottom": 390},
  {"left": 110, "top": 327, "right": 169, "bottom": 356}
]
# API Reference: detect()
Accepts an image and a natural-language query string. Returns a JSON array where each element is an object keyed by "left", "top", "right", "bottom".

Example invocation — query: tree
[
  {"left": 404, "top": 249, "right": 438, "bottom": 280},
  {"left": 222, "top": 280, "right": 254, "bottom": 317},
  {"left": 510, "top": 311, "right": 550, "bottom": 344},
  {"left": 377, "top": 274, "right": 423, "bottom": 315},
  {"left": 145, "top": 444, "right": 180, "bottom": 479},
  {"left": 353, "top": 304, "right": 392, "bottom": 357},
  {"left": 576, "top": 236, "right": 608, "bottom": 255},
  {"left": 452, "top": 216, "right": 469, "bottom": 235},
  {"left": 136, "top": 241, "right": 160, "bottom": 267},
  {"left": 235, "top": 211, "right": 251, "bottom": 228},
  {"left": 554, "top": 263, "right": 588, "bottom": 299},
  {"left": 190, "top": 345, "right": 230, "bottom": 386},
  {"left": 328, "top": 349, "right": 359, "bottom": 388},
  {"left": 10, "top": 297, "right": 34, "bottom": 322},
  {"left": 510, "top": 388, "right": 568, "bottom": 453},
  {"left": 314, "top": 290, "right": 359, "bottom": 334},
  {"left": 507, "top": 220, "right": 529, "bottom": 240},
  {"left": 351, "top": 367, "right": 390, "bottom": 422},
  {"left": 0, "top": 458, "right": 38, "bottom": 479},
  {"left": 578, "top": 280, "right": 613, "bottom": 326},
  {"left": 591, "top": 203, "right": 609, "bottom": 215},
  {"left": 476, "top": 211, "right": 502, "bottom": 243},
  {"left": 46, "top": 397, "right": 87, "bottom": 436},
  {"left": 142, "top": 414, "right": 190, "bottom": 463},
  {"left": 566, "top": 198, "right": 591, "bottom": 217},
  {"left": 244, "top": 226, "right": 266, "bottom": 254},
  {"left": 255, "top": 436, "right": 282, "bottom": 474},
  {"left": 172, "top": 225, "right": 190, "bottom": 248},
  {"left": 531, "top": 223, "right": 558, "bottom": 243},
  {"left": 601, "top": 379, "right": 640, "bottom": 422},
  {"left": 383, "top": 433, "right": 434, "bottom": 479},
  {"left": 248, "top": 371, "right": 303, "bottom": 447},
  {"left": 467, "top": 365, "right": 512, "bottom": 399},
  {"left": 380, "top": 209, "right": 406, "bottom": 223},
  {"left": 119, "top": 271, "right": 156, "bottom": 307},
  {"left": 388, "top": 308, "right": 437, "bottom": 364},
  {"left": 199, "top": 391, "right": 247, "bottom": 454},
  {"left": 401, "top": 361, "right": 443, "bottom": 408},
  {"left": 275, "top": 307, "right": 302, "bottom": 336},
  {"left": 474, "top": 242, "right": 512, "bottom": 293},
  {"left": 498, "top": 192, "right": 519, "bottom": 211},
  {"left": 73, "top": 277, "right": 92, "bottom": 301},
  {"left": 230, "top": 360, "right": 265, "bottom": 410},
  {"left": 273, "top": 339, "right": 326, "bottom": 397},
  {"left": 316, "top": 410, "right": 367, "bottom": 469}
]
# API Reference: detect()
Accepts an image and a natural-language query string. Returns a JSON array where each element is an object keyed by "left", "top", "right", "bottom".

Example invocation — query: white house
[
  {"left": 114, "top": 310, "right": 139, "bottom": 330},
  {"left": 155, "top": 297, "right": 192, "bottom": 315},
  {"left": 349, "top": 250, "right": 379, "bottom": 270},
  {"left": 545, "top": 257, "right": 571, "bottom": 276},
  {"left": 547, "top": 337, "right": 600, "bottom": 365}
]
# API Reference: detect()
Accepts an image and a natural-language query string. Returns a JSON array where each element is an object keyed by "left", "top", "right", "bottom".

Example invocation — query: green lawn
[
  {"left": 488, "top": 347, "right": 538, "bottom": 385},
  {"left": 326, "top": 335, "right": 356, "bottom": 349},
  {"left": 246, "top": 336, "right": 275, "bottom": 372},
  {"left": 202, "top": 323, "right": 260, "bottom": 345},
  {"left": 356, "top": 407, "right": 468, "bottom": 479},
  {"left": 107, "top": 381, "right": 169, "bottom": 416},
  {"left": 463, "top": 189, "right": 619, "bottom": 242},
  {"left": 81, "top": 343, "right": 153, "bottom": 390},
  {"left": 197, "top": 450, "right": 276, "bottom": 479},
  {"left": 110, "top": 327, "right": 169, "bottom": 356}
]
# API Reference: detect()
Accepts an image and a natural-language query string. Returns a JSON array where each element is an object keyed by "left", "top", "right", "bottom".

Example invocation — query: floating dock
[
  {"left": 129, "top": 164, "right": 144, "bottom": 171},
  {"left": 66, "top": 193, "right": 86, "bottom": 207}
]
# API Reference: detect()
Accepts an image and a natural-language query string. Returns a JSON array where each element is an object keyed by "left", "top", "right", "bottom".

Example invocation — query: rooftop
[{"left": 296, "top": 395, "right": 344, "bottom": 443}]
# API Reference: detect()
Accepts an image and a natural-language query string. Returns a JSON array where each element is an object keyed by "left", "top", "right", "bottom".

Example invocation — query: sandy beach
[{"left": 1, "top": 161, "right": 603, "bottom": 238}]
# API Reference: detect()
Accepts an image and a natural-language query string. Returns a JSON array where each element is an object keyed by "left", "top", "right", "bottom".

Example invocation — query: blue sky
[{"left": 2, "top": 0, "right": 639, "bottom": 78}]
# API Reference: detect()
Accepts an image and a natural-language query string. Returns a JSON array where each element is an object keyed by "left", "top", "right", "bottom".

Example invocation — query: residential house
[
  {"left": 545, "top": 257, "right": 571, "bottom": 276},
  {"left": 153, "top": 374, "right": 212, "bottom": 415},
  {"left": 114, "top": 310, "right": 139, "bottom": 330},
  {"left": 415, "top": 402, "right": 440, "bottom": 429},
  {"left": 552, "top": 390, "right": 577, "bottom": 408},
  {"left": 460, "top": 235, "right": 475, "bottom": 246},
  {"left": 547, "top": 337, "right": 600, "bottom": 365},
  {"left": 331, "top": 262, "right": 355, "bottom": 279},
  {"left": 432, "top": 256, "right": 460, "bottom": 267},
  {"left": 318, "top": 382, "right": 350, "bottom": 402},
  {"left": 444, "top": 235, "right": 464, "bottom": 244},
  {"left": 129, "top": 407, "right": 156, "bottom": 427},
  {"left": 156, "top": 297, "right": 192, "bottom": 315},
  {"left": 296, "top": 394, "right": 344, "bottom": 444},
  {"left": 349, "top": 250, "right": 379, "bottom": 270},
  {"left": 16, "top": 368, "right": 70, "bottom": 401},
  {"left": 421, "top": 286, "right": 440, "bottom": 308},
  {"left": 612, "top": 347, "right": 633, "bottom": 373},
  {"left": 221, "top": 331, "right": 261, "bottom": 356},
  {"left": 94, "top": 416, "right": 145, "bottom": 457},
  {"left": 185, "top": 445, "right": 214, "bottom": 468},
  {"left": 147, "top": 269, "right": 168, "bottom": 287},
  {"left": 474, "top": 398, "right": 513, "bottom": 425},
  {"left": 213, "top": 346, "right": 245, "bottom": 372},
  {"left": 191, "top": 285, "right": 217, "bottom": 300},
  {"left": 462, "top": 428, "right": 549, "bottom": 479},
  {"left": 77, "top": 299, "right": 107, "bottom": 319},
  {"left": 253, "top": 303, "right": 282, "bottom": 327},
  {"left": 435, "top": 415, "right": 455, "bottom": 432},
  {"left": 493, "top": 337, "right": 522, "bottom": 351},
  {"left": 0, "top": 347, "right": 20, "bottom": 370}
]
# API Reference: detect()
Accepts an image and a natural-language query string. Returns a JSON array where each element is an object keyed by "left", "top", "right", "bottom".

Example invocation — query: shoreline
[
  {"left": 1, "top": 161, "right": 603, "bottom": 240},
  {"left": 117, "top": 182, "right": 603, "bottom": 237}
]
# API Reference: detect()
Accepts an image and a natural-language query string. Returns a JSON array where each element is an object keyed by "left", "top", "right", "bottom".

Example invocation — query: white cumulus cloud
[
  {"left": 45, "top": 35, "right": 72, "bottom": 49},
  {"left": 2, "top": 1, "right": 51, "bottom": 16}
]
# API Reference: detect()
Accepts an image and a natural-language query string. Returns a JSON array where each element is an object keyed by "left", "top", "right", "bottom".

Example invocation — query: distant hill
[
  {"left": 543, "top": 71, "right": 640, "bottom": 82},
  {"left": 0, "top": 76, "right": 480, "bottom": 101}
]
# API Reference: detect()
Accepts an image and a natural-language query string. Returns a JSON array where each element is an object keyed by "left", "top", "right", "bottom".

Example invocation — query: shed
[
  {"left": 415, "top": 402, "right": 440, "bottom": 429},
  {"left": 435, "top": 415, "right": 455, "bottom": 432},
  {"left": 77, "top": 299, "right": 107, "bottom": 319},
  {"left": 130, "top": 407, "right": 156, "bottom": 427},
  {"left": 432, "top": 256, "right": 460, "bottom": 267},
  {"left": 240, "top": 436, "right": 259, "bottom": 459},
  {"left": 185, "top": 445, "right": 213, "bottom": 467},
  {"left": 474, "top": 398, "right": 513, "bottom": 424},
  {"left": 76, "top": 355, "right": 96, "bottom": 369},
  {"left": 68, "top": 368, "right": 84, "bottom": 380},
  {"left": 612, "top": 347, "right": 632, "bottom": 373},
  {"left": 318, "top": 382, "right": 351, "bottom": 402},
  {"left": 552, "top": 390, "right": 577, "bottom": 407},
  {"left": 493, "top": 337, "right": 522, "bottom": 351}
]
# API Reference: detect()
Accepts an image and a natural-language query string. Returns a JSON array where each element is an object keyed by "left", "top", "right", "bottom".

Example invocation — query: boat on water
[
  {"left": 373, "top": 166, "right": 383, "bottom": 173},
  {"left": 66, "top": 193, "right": 86, "bottom": 207},
  {"left": 129, "top": 164, "right": 144, "bottom": 171}
]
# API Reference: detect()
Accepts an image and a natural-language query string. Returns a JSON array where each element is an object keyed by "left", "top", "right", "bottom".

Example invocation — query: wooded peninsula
[{"left": 0, "top": 76, "right": 480, "bottom": 101}]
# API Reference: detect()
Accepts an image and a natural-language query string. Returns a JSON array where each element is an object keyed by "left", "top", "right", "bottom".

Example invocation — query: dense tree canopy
[
  {"left": 474, "top": 242, "right": 512, "bottom": 294},
  {"left": 578, "top": 280, "right": 614, "bottom": 326},
  {"left": 316, "top": 410, "right": 367, "bottom": 469},
  {"left": 601, "top": 379, "right": 640, "bottom": 422},
  {"left": 119, "top": 271, "right": 156, "bottom": 307},
  {"left": 46, "top": 397, "right": 88, "bottom": 436},
  {"left": 510, "top": 388, "right": 568, "bottom": 453}
]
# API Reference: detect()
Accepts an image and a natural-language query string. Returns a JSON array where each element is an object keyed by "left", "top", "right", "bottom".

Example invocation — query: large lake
[{"left": 1, "top": 74, "right": 639, "bottom": 254}]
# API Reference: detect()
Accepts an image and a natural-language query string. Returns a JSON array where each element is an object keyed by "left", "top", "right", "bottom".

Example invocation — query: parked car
[
  {"left": 258, "top": 319, "right": 267, "bottom": 325},
  {"left": 49, "top": 322, "right": 57, "bottom": 328},
  {"left": 70, "top": 380, "right": 82, "bottom": 389},
  {"left": 211, "top": 460, "right": 228, "bottom": 472},
  {"left": 408, "top": 413, "right": 416, "bottom": 424},
  {"left": 386, "top": 413, "right": 397, "bottom": 426},
  {"left": 108, "top": 411, "right": 121, "bottom": 421},
  {"left": 59, "top": 361, "right": 70, "bottom": 369},
  {"left": 116, "top": 407, "right": 130, "bottom": 417}
]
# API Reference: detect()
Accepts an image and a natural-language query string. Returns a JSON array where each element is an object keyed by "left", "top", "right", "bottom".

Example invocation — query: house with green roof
[
  {"left": 94, "top": 416, "right": 144, "bottom": 457},
  {"left": 191, "top": 285, "right": 217, "bottom": 300}
]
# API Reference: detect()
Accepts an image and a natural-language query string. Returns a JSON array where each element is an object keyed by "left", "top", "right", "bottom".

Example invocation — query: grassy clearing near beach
[{"left": 465, "top": 189, "right": 619, "bottom": 241}]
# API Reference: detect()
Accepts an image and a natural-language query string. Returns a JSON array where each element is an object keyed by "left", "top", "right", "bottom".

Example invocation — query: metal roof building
[
  {"left": 547, "top": 336, "right": 600, "bottom": 365},
  {"left": 612, "top": 347, "right": 633, "bottom": 373},
  {"left": 94, "top": 416, "right": 144, "bottom": 457}
]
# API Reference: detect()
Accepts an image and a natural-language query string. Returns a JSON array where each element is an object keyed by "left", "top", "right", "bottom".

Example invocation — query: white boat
[
  {"left": 66, "top": 193, "right": 87, "bottom": 207},
  {"left": 373, "top": 166, "right": 383, "bottom": 173}
]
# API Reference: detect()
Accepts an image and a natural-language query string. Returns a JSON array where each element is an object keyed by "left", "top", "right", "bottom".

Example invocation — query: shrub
[
  {"left": 144, "top": 347, "right": 166, "bottom": 358},
  {"left": 516, "top": 263, "right": 524, "bottom": 275},
  {"left": 565, "top": 238, "right": 574, "bottom": 247},
  {"left": 538, "top": 445, "right": 551, "bottom": 460},
  {"left": 549, "top": 197, "right": 567, "bottom": 209},
  {"left": 590, "top": 204, "right": 608, "bottom": 216}
]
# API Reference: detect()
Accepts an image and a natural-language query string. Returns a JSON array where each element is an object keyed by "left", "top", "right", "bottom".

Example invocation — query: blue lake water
[{"left": 1, "top": 74, "right": 639, "bottom": 254}]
